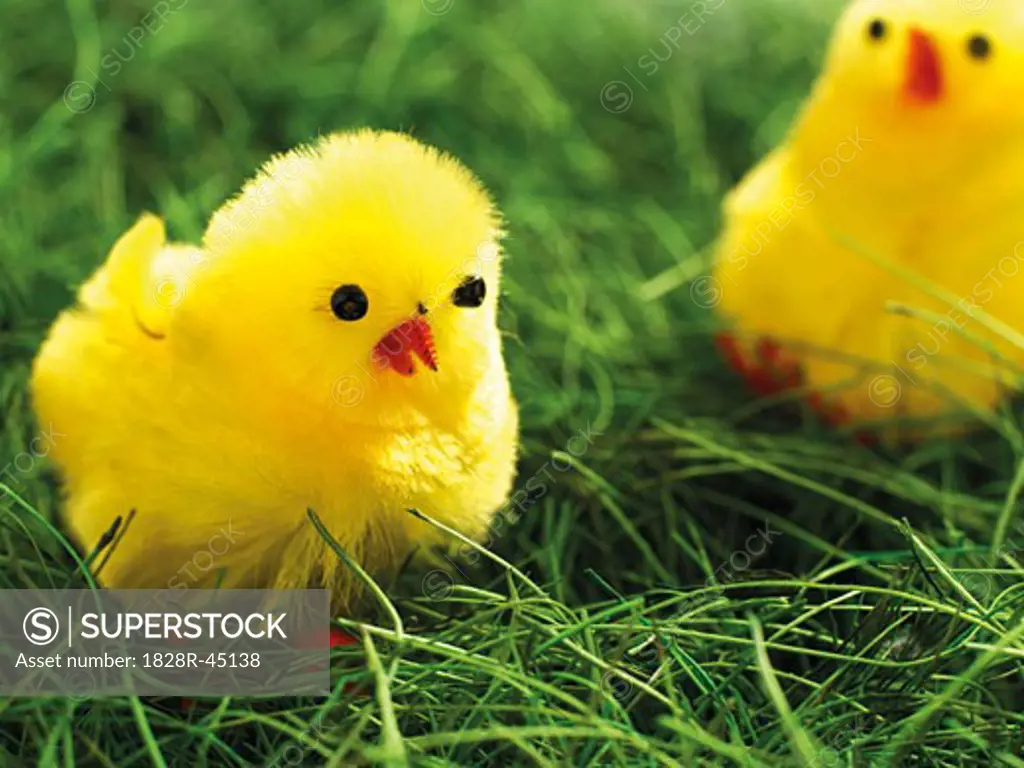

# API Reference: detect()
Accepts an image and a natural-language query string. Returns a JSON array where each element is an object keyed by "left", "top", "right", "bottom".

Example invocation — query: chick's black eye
[
  {"left": 330, "top": 284, "right": 368, "bottom": 321},
  {"left": 453, "top": 275, "right": 486, "bottom": 308},
  {"left": 867, "top": 18, "right": 886, "bottom": 41},
  {"left": 967, "top": 34, "right": 992, "bottom": 60}
]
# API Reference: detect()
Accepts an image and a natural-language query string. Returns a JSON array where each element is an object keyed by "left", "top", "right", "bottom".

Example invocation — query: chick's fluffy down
[
  {"left": 32, "top": 130, "right": 520, "bottom": 608},
  {"left": 712, "top": 0, "right": 1024, "bottom": 437}
]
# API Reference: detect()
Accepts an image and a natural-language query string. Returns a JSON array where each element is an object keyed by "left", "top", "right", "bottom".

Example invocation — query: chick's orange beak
[
  {"left": 373, "top": 315, "right": 438, "bottom": 377},
  {"left": 904, "top": 28, "right": 943, "bottom": 105}
]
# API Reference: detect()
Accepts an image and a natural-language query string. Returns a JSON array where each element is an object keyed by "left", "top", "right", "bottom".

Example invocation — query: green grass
[{"left": 2, "top": 0, "right": 1024, "bottom": 764}]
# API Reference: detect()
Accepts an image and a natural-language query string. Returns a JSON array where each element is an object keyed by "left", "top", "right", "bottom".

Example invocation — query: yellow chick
[
  {"left": 32, "top": 130, "right": 520, "bottom": 609},
  {"left": 712, "top": 0, "right": 1024, "bottom": 437}
]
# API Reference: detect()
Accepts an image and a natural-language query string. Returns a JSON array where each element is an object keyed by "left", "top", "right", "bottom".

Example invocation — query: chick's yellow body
[
  {"left": 32, "top": 131, "right": 519, "bottom": 607},
  {"left": 713, "top": 0, "right": 1024, "bottom": 433}
]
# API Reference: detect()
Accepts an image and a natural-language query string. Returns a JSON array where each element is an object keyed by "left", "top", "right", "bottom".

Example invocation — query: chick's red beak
[
  {"left": 373, "top": 316, "right": 438, "bottom": 377},
  {"left": 904, "top": 28, "right": 943, "bottom": 105}
]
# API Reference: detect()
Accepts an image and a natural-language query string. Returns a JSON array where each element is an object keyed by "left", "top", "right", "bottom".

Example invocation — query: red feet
[
  {"left": 324, "top": 627, "right": 368, "bottom": 698},
  {"left": 294, "top": 626, "right": 358, "bottom": 650},
  {"left": 804, "top": 391, "right": 850, "bottom": 428},
  {"left": 169, "top": 626, "right": 360, "bottom": 712},
  {"left": 715, "top": 333, "right": 801, "bottom": 397},
  {"left": 297, "top": 625, "right": 366, "bottom": 695},
  {"left": 715, "top": 331, "right": 876, "bottom": 445},
  {"left": 330, "top": 627, "right": 359, "bottom": 648}
]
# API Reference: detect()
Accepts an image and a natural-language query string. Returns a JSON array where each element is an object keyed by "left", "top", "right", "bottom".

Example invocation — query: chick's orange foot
[
  {"left": 714, "top": 332, "right": 802, "bottom": 398},
  {"left": 295, "top": 626, "right": 359, "bottom": 649},
  {"left": 330, "top": 627, "right": 358, "bottom": 648},
  {"left": 294, "top": 625, "right": 367, "bottom": 696},
  {"left": 714, "top": 332, "right": 875, "bottom": 445}
]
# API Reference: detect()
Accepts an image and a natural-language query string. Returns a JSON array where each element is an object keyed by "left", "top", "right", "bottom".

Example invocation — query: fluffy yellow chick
[
  {"left": 32, "top": 130, "right": 519, "bottom": 609},
  {"left": 712, "top": 0, "right": 1024, "bottom": 437}
]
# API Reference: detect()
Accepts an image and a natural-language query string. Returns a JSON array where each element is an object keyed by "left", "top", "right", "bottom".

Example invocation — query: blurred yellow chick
[
  {"left": 712, "top": 0, "right": 1024, "bottom": 437},
  {"left": 32, "top": 129, "right": 520, "bottom": 609}
]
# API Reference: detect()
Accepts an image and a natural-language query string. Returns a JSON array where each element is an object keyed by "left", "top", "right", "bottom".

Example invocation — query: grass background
[{"left": 2, "top": 0, "right": 1023, "bottom": 764}]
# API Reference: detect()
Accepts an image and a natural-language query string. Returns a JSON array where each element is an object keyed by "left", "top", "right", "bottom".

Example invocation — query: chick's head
[
  {"left": 823, "top": 0, "right": 1024, "bottom": 134},
  {"left": 196, "top": 130, "right": 506, "bottom": 427}
]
